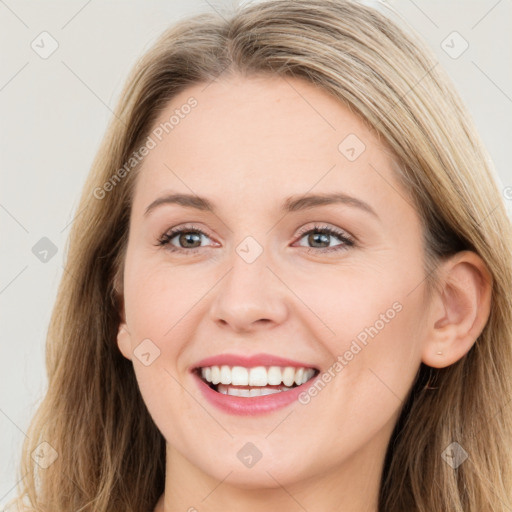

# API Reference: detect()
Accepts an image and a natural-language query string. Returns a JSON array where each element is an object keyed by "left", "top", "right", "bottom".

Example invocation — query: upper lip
[{"left": 191, "top": 353, "right": 318, "bottom": 371}]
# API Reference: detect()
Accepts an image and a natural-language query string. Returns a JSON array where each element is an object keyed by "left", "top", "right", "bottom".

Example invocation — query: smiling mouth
[{"left": 195, "top": 365, "right": 319, "bottom": 397}]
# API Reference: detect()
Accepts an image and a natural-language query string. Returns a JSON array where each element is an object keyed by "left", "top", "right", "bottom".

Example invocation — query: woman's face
[{"left": 117, "top": 74, "right": 432, "bottom": 492}]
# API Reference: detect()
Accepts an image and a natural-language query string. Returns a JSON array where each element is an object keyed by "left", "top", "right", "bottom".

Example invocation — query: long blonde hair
[{"left": 9, "top": 1, "right": 512, "bottom": 510}]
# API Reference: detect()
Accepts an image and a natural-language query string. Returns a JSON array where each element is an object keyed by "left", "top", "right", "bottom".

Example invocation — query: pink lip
[
  {"left": 192, "top": 353, "right": 317, "bottom": 370},
  {"left": 190, "top": 353, "right": 319, "bottom": 416}
]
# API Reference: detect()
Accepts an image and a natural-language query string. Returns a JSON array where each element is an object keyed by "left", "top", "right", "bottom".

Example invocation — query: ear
[
  {"left": 421, "top": 251, "right": 493, "bottom": 368},
  {"left": 113, "top": 268, "right": 132, "bottom": 361},
  {"left": 117, "top": 322, "right": 133, "bottom": 361}
]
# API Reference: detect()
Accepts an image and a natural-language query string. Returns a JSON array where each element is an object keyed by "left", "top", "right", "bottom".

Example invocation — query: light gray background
[{"left": 1, "top": 0, "right": 511, "bottom": 506}]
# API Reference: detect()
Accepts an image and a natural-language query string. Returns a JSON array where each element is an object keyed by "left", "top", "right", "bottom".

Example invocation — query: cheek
[
  {"left": 300, "top": 267, "right": 418, "bottom": 347},
  {"left": 287, "top": 296, "right": 424, "bottom": 470},
  {"left": 121, "top": 251, "right": 214, "bottom": 410},
  {"left": 304, "top": 265, "right": 426, "bottom": 399},
  {"left": 123, "top": 251, "right": 200, "bottom": 339}
]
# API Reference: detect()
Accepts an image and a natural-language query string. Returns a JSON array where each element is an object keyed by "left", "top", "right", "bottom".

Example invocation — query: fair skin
[{"left": 116, "top": 74, "right": 492, "bottom": 512}]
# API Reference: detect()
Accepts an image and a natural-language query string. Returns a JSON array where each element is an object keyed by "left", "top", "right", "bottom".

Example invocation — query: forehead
[{"left": 132, "top": 73, "right": 402, "bottom": 216}]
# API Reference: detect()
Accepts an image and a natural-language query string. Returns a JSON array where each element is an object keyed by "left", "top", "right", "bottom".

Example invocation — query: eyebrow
[{"left": 144, "top": 192, "right": 379, "bottom": 219}]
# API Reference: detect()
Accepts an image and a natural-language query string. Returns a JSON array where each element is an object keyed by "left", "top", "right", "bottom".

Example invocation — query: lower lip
[{"left": 193, "top": 372, "right": 316, "bottom": 415}]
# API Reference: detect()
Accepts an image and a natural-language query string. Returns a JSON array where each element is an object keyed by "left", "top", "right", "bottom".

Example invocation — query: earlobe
[
  {"left": 422, "top": 251, "right": 493, "bottom": 369},
  {"left": 117, "top": 322, "right": 133, "bottom": 361}
]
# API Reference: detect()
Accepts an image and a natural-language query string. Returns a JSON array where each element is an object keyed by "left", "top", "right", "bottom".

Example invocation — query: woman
[{"left": 9, "top": 0, "right": 512, "bottom": 510}]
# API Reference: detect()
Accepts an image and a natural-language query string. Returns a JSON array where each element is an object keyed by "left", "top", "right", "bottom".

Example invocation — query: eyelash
[{"left": 155, "top": 223, "right": 355, "bottom": 256}]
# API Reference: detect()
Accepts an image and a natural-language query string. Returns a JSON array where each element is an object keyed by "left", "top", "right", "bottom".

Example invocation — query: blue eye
[
  {"left": 156, "top": 223, "right": 355, "bottom": 255},
  {"left": 295, "top": 224, "right": 355, "bottom": 253}
]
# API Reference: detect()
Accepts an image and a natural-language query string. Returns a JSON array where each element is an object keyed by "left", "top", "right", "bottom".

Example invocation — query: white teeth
[
  {"left": 265, "top": 387, "right": 287, "bottom": 395},
  {"left": 231, "top": 366, "right": 249, "bottom": 386},
  {"left": 267, "top": 366, "right": 283, "bottom": 385},
  {"left": 249, "top": 366, "right": 267, "bottom": 386},
  {"left": 282, "top": 367, "right": 295, "bottom": 387},
  {"left": 302, "top": 369, "right": 314, "bottom": 384},
  {"left": 217, "top": 384, "right": 293, "bottom": 396},
  {"left": 220, "top": 365, "right": 231, "bottom": 385},
  {"left": 211, "top": 366, "right": 221, "bottom": 385},
  {"left": 200, "top": 365, "right": 317, "bottom": 388},
  {"left": 201, "top": 367, "right": 211, "bottom": 382}
]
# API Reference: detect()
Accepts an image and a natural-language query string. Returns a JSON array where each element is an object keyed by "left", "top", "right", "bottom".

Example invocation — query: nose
[{"left": 209, "top": 247, "right": 289, "bottom": 333}]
